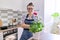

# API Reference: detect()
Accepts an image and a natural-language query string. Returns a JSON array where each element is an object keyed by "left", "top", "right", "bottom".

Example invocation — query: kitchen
[
  {"left": 0, "top": 0, "right": 44, "bottom": 40},
  {"left": 0, "top": 0, "right": 60, "bottom": 40}
]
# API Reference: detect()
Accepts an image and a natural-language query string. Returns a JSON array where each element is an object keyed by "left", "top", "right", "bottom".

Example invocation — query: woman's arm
[
  {"left": 20, "top": 23, "right": 30, "bottom": 29},
  {"left": 19, "top": 14, "right": 30, "bottom": 29}
]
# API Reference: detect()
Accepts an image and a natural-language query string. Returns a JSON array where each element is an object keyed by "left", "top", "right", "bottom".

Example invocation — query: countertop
[
  {"left": 0, "top": 25, "right": 21, "bottom": 32},
  {"left": 0, "top": 25, "right": 23, "bottom": 40}
]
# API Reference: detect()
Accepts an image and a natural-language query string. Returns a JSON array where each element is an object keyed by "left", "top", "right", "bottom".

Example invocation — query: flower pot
[{"left": 28, "top": 32, "right": 41, "bottom": 40}]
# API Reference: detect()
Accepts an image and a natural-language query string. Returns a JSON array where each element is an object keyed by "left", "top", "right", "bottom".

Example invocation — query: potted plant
[
  {"left": 52, "top": 12, "right": 60, "bottom": 23},
  {"left": 51, "top": 12, "right": 60, "bottom": 34},
  {"left": 29, "top": 17, "right": 44, "bottom": 40}
]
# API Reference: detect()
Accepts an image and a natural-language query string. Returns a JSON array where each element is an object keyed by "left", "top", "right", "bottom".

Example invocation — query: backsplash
[{"left": 0, "top": 8, "right": 22, "bottom": 26}]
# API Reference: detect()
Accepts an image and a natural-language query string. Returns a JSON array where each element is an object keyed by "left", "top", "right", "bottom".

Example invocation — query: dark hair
[{"left": 27, "top": 2, "right": 34, "bottom": 7}]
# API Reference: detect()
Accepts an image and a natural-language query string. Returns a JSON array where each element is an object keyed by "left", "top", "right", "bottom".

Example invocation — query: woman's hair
[{"left": 27, "top": 2, "right": 34, "bottom": 7}]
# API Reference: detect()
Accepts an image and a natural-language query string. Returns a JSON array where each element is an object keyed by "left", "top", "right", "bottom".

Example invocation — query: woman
[{"left": 20, "top": 2, "right": 37, "bottom": 40}]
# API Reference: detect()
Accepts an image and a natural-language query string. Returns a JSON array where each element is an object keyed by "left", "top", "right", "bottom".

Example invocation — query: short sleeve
[
  {"left": 20, "top": 14, "right": 26, "bottom": 24},
  {"left": 33, "top": 16, "right": 38, "bottom": 22}
]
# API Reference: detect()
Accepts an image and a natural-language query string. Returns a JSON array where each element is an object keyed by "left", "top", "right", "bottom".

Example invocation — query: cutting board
[{"left": 0, "top": 20, "right": 3, "bottom": 27}]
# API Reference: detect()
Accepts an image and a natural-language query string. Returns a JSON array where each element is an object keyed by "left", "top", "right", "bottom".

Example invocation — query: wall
[
  {"left": 0, "top": 0, "right": 22, "bottom": 10},
  {"left": 56, "top": 0, "right": 60, "bottom": 13},
  {"left": 0, "top": 0, "right": 23, "bottom": 26},
  {"left": 44, "top": 0, "right": 59, "bottom": 32},
  {"left": 0, "top": 9, "right": 22, "bottom": 26}
]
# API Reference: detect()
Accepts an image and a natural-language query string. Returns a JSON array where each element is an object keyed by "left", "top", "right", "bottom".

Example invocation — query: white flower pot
[{"left": 28, "top": 32, "right": 41, "bottom": 40}]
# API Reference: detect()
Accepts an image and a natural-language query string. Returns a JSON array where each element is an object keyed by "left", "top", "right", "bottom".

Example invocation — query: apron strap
[{"left": 26, "top": 14, "right": 34, "bottom": 19}]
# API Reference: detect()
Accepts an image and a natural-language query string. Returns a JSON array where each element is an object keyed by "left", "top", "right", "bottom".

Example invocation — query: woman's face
[{"left": 27, "top": 6, "right": 34, "bottom": 13}]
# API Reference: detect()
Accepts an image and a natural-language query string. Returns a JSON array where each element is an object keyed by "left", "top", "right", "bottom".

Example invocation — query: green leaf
[{"left": 30, "top": 21, "right": 44, "bottom": 33}]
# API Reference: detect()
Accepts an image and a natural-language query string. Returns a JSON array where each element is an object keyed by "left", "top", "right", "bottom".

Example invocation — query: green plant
[
  {"left": 52, "top": 12, "right": 59, "bottom": 18},
  {"left": 30, "top": 21, "right": 44, "bottom": 33}
]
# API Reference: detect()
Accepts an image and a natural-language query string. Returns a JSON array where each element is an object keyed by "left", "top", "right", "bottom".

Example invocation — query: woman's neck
[
  {"left": 28, "top": 12, "right": 33, "bottom": 16},
  {"left": 28, "top": 13, "right": 33, "bottom": 19}
]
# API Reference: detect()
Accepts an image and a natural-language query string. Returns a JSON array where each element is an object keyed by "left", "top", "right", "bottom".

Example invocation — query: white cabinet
[
  {"left": 18, "top": 27, "right": 23, "bottom": 40},
  {"left": 0, "top": 32, "right": 3, "bottom": 40}
]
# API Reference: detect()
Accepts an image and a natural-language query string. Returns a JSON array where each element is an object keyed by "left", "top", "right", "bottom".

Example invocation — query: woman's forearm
[{"left": 21, "top": 23, "right": 30, "bottom": 29}]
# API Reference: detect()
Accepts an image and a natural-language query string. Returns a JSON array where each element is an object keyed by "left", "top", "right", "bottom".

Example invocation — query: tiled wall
[{"left": 0, "top": 8, "right": 22, "bottom": 26}]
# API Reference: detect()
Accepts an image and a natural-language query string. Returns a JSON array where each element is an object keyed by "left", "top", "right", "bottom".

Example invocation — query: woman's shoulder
[
  {"left": 22, "top": 14, "right": 27, "bottom": 19},
  {"left": 22, "top": 14, "right": 27, "bottom": 17}
]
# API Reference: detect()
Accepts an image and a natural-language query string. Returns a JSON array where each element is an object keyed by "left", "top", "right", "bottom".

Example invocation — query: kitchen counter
[
  {"left": 0, "top": 25, "right": 23, "bottom": 40},
  {"left": 0, "top": 25, "right": 21, "bottom": 32},
  {"left": 0, "top": 27, "right": 17, "bottom": 32}
]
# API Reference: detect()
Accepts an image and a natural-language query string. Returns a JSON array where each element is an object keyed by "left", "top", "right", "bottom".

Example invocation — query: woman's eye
[{"left": 27, "top": 8, "right": 33, "bottom": 10}]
